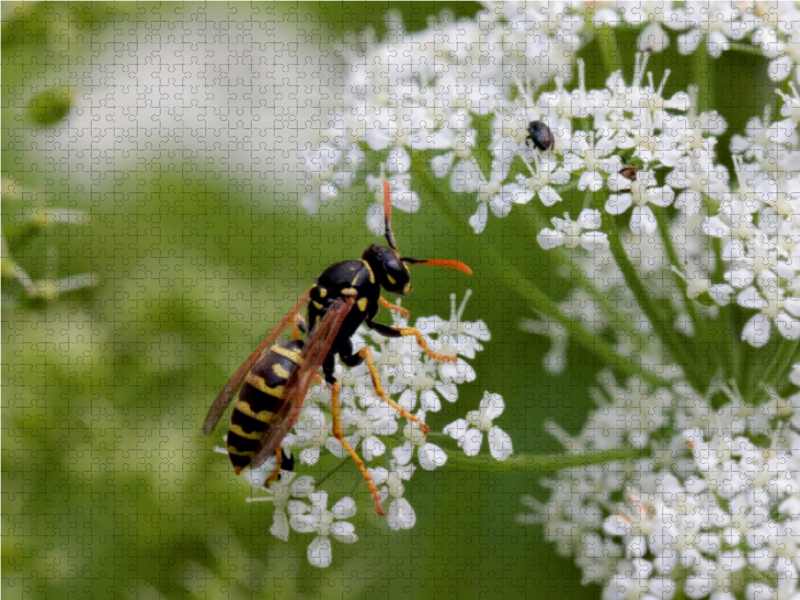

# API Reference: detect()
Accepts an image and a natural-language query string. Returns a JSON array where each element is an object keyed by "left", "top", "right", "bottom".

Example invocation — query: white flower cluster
[
  {"left": 525, "top": 69, "right": 800, "bottom": 367},
  {"left": 521, "top": 368, "right": 800, "bottom": 600},
  {"left": 594, "top": 0, "right": 800, "bottom": 74},
  {"left": 297, "top": 1, "right": 800, "bottom": 230},
  {"left": 231, "top": 292, "right": 511, "bottom": 568}
]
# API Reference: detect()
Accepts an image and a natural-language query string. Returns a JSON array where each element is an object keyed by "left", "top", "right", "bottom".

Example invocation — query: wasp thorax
[{"left": 362, "top": 244, "right": 411, "bottom": 295}]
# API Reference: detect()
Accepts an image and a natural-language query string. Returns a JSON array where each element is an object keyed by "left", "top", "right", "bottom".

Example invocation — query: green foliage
[
  {"left": 25, "top": 86, "right": 74, "bottom": 125},
  {"left": 2, "top": 3, "right": 775, "bottom": 599}
]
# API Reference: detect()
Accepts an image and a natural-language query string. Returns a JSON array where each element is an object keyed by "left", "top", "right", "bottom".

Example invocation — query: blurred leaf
[{"left": 25, "top": 85, "right": 74, "bottom": 125}]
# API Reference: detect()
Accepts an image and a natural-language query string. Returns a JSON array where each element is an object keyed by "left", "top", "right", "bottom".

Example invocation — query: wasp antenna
[
  {"left": 383, "top": 179, "right": 398, "bottom": 250},
  {"left": 402, "top": 257, "right": 473, "bottom": 276}
]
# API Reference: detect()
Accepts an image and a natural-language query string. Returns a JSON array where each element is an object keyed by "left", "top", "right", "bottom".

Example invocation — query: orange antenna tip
[{"left": 403, "top": 258, "right": 473, "bottom": 275}]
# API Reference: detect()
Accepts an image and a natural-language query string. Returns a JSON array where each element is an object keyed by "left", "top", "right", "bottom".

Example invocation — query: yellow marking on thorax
[
  {"left": 245, "top": 373, "right": 284, "bottom": 397},
  {"left": 340, "top": 287, "right": 357, "bottom": 297},
  {"left": 318, "top": 287, "right": 327, "bottom": 298},
  {"left": 273, "top": 363, "right": 292, "bottom": 379},
  {"left": 235, "top": 399, "right": 274, "bottom": 423},
  {"left": 228, "top": 424, "right": 264, "bottom": 440},
  {"left": 403, "top": 283, "right": 411, "bottom": 294},
  {"left": 387, "top": 274, "right": 396, "bottom": 285},
  {"left": 312, "top": 300, "right": 324, "bottom": 310},
  {"left": 357, "top": 297, "right": 368, "bottom": 312},
  {"left": 359, "top": 259, "right": 375, "bottom": 284},
  {"left": 272, "top": 345, "right": 301, "bottom": 363}
]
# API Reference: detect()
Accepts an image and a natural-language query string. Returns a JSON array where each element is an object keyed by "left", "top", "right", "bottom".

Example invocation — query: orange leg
[
  {"left": 262, "top": 448, "right": 283, "bottom": 488},
  {"left": 291, "top": 312, "right": 308, "bottom": 339},
  {"left": 379, "top": 297, "right": 409, "bottom": 318},
  {"left": 329, "top": 381, "right": 386, "bottom": 516},
  {"left": 358, "top": 346, "right": 430, "bottom": 436},
  {"left": 397, "top": 327, "right": 457, "bottom": 364},
  {"left": 367, "top": 321, "right": 458, "bottom": 364}
]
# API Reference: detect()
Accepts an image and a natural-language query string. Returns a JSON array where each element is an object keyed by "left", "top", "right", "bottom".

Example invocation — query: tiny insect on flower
[{"left": 526, "top": 120, "right": 555, "bottom": 151}]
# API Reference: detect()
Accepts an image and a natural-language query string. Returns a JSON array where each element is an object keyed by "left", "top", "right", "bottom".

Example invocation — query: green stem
[
  {"left": 426, "top": 173, "right": 667, "bottom": 387},
  {"left": 656, "top": 211, "right": 711, "bottom": 369},
  {"left": 520, "top": 204, "right": 649, "bottom": 350},
  {"left": 446, "top": 447, "right": 651, "bottom": 473},
  {"left": 692, "top": 37, "right": 712, "bottom": 114},
  {"left": 601, "top": 209, "right": 705, "bottom": 391},
  {"left": 316, "top": 458, "right": 349, "bottom": 486},
  {"left": 775, "top": 338, "right": 800, "bottom": 383},
  {"left": 597, "top": 24, "right": 620, "bottom": 77}
]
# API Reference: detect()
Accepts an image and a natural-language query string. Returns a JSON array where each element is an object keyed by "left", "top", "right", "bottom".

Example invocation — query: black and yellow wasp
[{"left": 203, "top": 181, "right": 472, "bottom": 515}]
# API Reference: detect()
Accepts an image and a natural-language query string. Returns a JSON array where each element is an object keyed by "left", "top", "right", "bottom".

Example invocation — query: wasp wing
[
  {"left": 250, "top": 295, "right": 355, "bottom": 468},
  {"left": 203, "top": 289, "right": 312, "bottom": 437}
]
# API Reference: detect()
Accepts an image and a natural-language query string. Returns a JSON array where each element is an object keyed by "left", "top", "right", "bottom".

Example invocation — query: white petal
[
  {"left": 362, "top": 436, "right": 386, "bottom": 461},
  {"left": 393, "top": 440, "right": 414, "bottom": 465},
  {"left": 420, "top": 390, "right": 440, "bottom": 412},
  {"left": 578, "top": 208, "right": 602, "bottom": 229},
  {"left": 331, "top": 521, "right": 358, "bottom": 544},
  {"left": 307, "top": 535, "right": 332, "bottom": 568},
  {"left": 537, "top": 228, "right": 564, "bottom": 250},
  {"left": 648, "top": 185, "right": 675, "bottom": 207},
  {"left": 332, "top": 496, "right": 357, "bottom": 520},
  {"left": 271, "top": 512, "right": 290, "bottom": 542},
  {"left": 603, "top": 515, "right": 633, "bottom": 536},
  {"left": 580, "top": 231, "right": 608, "bottom": 252},
  {"left": 461, "top": 429, "right": 484, "bottom": 457},
  {"left": 487, "top": 426, "right": 513, "bottom": 461},
  {"left": 775, "top": 311, "right": 800, "bottom": 340},
  {"left": 387, "top": 498, "right": 417, "bottom": 530},
  {"left": 741, "top": 313, "right": 771, "bottom": 348},
  {"left": 479, "top": 392, "right": 505, "bottom": 419},
  {"left": 431, "top": 152, "right": 455, "bottom": 178},
  {"left": 442, "top": 418, "right": 469, "bottom": 440},
  {"left": 538, "top": 185, "right": 562, "bottom": 207},
  {"left": 417, "top": 443, "right": 447, "bottom": 470},
  {"left": 784, "top": 297, "right": 800, "bottom": 317},
  {"left": 579, "top": 171, "right": 604, "bottom": 192},
  {"left": 630, "top": 205, "right": 657, "bottom": 235},
  {"left": 605, "top": 193, "right": 633, "bottom": 215},
  {"left": 468, "top": 203, "right": 489, "bottom": 234},
  {"left": 301, "top": 447, "right": 320, "bottom": 466}
]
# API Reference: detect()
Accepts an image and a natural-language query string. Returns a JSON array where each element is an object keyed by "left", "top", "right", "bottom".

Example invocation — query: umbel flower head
[
  {"left": 284, "top": 0, "right": 800, "bottom": 580},
  {"left": 220, "top": 292, "right": 509, "bottom": 566}
]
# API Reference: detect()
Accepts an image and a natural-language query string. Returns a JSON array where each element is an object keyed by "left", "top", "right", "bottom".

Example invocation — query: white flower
[
  {"left": 290, "top": 404, "right": 330, "bottom": 465},
  {"left": 605, "top": 170, "right": 675, "bottom": 235},
  {"left": 397, "top": 414, "right": 448, "bottom": 471},
  {"left": 537, "top": 209, "right": 607, "bottom": 252},
  {"left": 288, "top": 492, "right": 358, "bottom": 568},
  {"left": 247, "top": 471, "right": 316, "bottom": 542},
  {"left": 371, "top": 450, "right": 417, "bottom": 531},
  {"left": 443, "top": 392, "right": 513, "bottom": 461}
]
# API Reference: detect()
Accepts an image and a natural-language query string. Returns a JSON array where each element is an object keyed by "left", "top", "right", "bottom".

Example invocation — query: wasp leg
[
  {"left": 379, "top": 297, "right": 409, "bottom": 318},
  {"left": 366, "top": 320, "right": 457, "bottom": 364},
  {"left": 357, "top": 345, "right": 429, "bottom": 436},
  {"left": 262, "top": 448, "right": 283, "bottom": 488},
  {"left": 291, "top": 312, "right": 309, "bottom": 340},
  {"left": 328, "top": 379, "right": 386, "bottom": 516}
]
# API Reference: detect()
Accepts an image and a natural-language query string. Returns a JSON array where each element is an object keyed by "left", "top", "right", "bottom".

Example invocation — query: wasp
[
  {"left": 526, "top": 120, "right": 555, "bottom": 151},
  {"left": 204, "top": 180, "right": 472, "bottom": 515}
]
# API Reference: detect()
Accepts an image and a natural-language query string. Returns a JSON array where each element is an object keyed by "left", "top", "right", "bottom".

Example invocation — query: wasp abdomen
[{"left": 226, "top": 339, "right": 303, "bottom": 474}]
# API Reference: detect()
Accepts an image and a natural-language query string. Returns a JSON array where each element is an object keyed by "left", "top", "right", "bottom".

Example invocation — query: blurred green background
[{"left": 2, "top": 3, "right": 772, "bottom": 599}]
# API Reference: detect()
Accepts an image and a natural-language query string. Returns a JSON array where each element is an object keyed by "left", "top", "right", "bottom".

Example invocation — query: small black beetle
[{"left": 526, "top": 120, "right": 555, "bottom": 151}]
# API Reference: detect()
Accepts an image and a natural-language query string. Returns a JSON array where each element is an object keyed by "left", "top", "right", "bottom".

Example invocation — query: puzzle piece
[{"left": 4, "top": 3, "right": 800, "bottom": 600}]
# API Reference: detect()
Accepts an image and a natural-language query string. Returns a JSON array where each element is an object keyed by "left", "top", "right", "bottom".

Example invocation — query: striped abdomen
[{"left": 226, "top": 339, "right": 302, "bottom": 474}]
